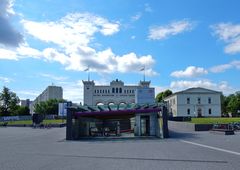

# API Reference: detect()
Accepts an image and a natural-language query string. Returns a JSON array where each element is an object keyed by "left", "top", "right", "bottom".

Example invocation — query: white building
[
  {"left": 83, "top": 79, "right": 154, "bottom": 106},
  {"left": 164, "top": 87, "right": 222, "bottom": 117},
  {"left": 30, "top": 85, "right": 63, "bottom": 114},
  {"left": 20, "top": 99, "right": 32, "bottom": 108}
]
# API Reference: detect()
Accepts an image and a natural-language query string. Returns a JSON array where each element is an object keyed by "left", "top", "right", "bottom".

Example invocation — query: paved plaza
[{"left": 0, "top": 126, "right": 239, "bottom": 170}]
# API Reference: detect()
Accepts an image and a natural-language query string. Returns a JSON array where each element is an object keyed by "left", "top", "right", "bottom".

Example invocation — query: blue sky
[{"left": 0, "top": 0, "right": 240, "bottom": 102}]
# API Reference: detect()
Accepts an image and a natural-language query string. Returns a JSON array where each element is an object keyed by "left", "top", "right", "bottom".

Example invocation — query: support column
[
  {"left": 162, "top": 106, "right": 169, "bottom": 138},
  {"left": 66, "top": 108, "right": 74, "bottom": 140}
]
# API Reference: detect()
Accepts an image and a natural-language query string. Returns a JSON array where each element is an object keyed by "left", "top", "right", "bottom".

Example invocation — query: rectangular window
[
  {"left": 187, "top": 98, "right": 190, "bottom": 104},
  {"left": 187, "top": 109, "right": 190, "bottom": 115},
  {"left": 197, "top": 97, "right": 201, "bottom": 104},
  {"left": 208, "top": 108, "right": 212, "bottom": 114},
  {"left": 208, "top": 97, "right": 211, "bottom": 104}
]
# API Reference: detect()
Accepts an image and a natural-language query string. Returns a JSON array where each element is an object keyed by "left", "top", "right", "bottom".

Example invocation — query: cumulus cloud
[
  {"left": 170, "top": 80, "right": 234, "bottom": 94},
  {"left": 22, "top": 13, "right": 120, "bottom": 48},
  {"left": 21, "top": 13, "right": 157, "bottom": 76},
  {"left": 0, "top": 0, "right": 23, "bottom": 47},
  {"left": 148, "top": 19, "right": 194, "bottom": 40},
  {"left": 171, "top": 66, "right": 208, "bottom": 78},
  {"left": 212, "top": 23, "right": 240, "bottom": 54},
  {"left": 0, "top": 44, "right": 41, "bottom": 60},
  {"left": 210, "top": 60, "right": 240, "bottom": 73},
  {"left": 0, "top": 10, "right": 157, "bottom": 76}
]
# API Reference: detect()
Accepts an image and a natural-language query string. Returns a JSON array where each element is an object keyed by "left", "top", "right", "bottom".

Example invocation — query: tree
[
  {"left": 34, "top": 99, "right": 65, "bottom": 115},
  {"left": 14, "top": 106, "right": 30, "bottom": 116},
  {"left": 0, "top": 86, "right": 20, "bottom": 116},
  {"left": 156, "top": 89, "right": 173, "bottom": 102},
  {"left": 226, "top": 92, "right": 240, "bottom": 117}
]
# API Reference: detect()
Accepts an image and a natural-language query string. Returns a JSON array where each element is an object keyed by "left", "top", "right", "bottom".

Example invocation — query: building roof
[
  {"left": 72, "top": 103, "right": 163, "bottom": 118},
  {"left": 164, "top": 87, "right": 222, "bottom": 100}
]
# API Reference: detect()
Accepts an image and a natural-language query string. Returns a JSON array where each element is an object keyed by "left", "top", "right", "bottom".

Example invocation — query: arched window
[
  {"left": 119, "top": 88, "right": 122, "bottom": 93},
  {"left": 112, "top": 88, "right": 115, "bottom": 93},
  {"left": 116, "top": 88, "right": 118, "bottom": 93}
]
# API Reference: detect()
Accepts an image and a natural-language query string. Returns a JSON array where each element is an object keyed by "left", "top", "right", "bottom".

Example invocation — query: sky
[{"left": 0, "top": 0, "right": 240, "bottom": 103}]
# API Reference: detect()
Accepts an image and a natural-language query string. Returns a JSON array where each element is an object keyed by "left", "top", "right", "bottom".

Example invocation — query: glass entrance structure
[{"left": 66, "top": 103, "right": 169, "bottom": 140}]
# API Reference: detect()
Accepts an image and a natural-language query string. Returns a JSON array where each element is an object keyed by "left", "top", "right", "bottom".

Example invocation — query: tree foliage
[
  {"left": 34, "top": 99, "right": 65, "bottom": 115},
  {"left": 156, "top": 89, "right": 173, "bottom": 102},
  {"left": 14, "top": 106, "right": 30, "bottom": 116},
  {"left": 222, "top": 92, "right": 240, "bottom": 117},
  {"left": 0, "top": 86, "right": 20, "bottom": 116}
]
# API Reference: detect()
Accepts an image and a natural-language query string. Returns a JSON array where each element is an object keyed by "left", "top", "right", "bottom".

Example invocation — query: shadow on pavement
[{"left": 169, "top": 130, "right": 199, "bottom": 139}]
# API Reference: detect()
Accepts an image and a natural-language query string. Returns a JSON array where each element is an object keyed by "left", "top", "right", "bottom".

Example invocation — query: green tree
[
  {"left": 0, "top": 86, "right": 20, "bottom": 116},
  {"left": 221, "top": 94, "right": 229, "bottom": 116},
  {"left": 227, "top": 92, "right": 240, "bottom": 117},
  {"left": 34, "top": 99, "right": 65, "bottom": 115},
  {"left": 14, "top": 106, "right": 30, "bottom": 116},
  {"left": 156, "top": 89, "right": 173, "bottom": 102}
]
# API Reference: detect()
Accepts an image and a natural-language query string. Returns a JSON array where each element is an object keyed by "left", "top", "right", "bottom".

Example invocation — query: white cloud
[
  {"left": 212, "top": 23, "right": 240, "bottom": 54},
  {"left": 171, "top": 66, "right": 208, "bottom": 78},
  {"left": 58, "top": 81, "right": 83, "bottom": 103},
  {"left": 0, "top": 44, "right": 41, "bottom": 60},
  {"left": 17, "top": 90, "right": 40, "bottom": 100},
  {"left": 0, "top": 76, "right": 12, "bottom": 83},
  {"left": 20, "top": 12, "right": 158, "bottom": 76},
  {"left": 131, "top": 13, "right": 142, "bottom": 21},
  {"left": 154, "top": 85, "right": 169, "bottom": 96},
  {"left": 22, "top": 13, "right": 120, "bottom": 48},
  {"left": 144, "top": 3, "right": 152, "bottom": 13},
  {"left": 0, "top": 48, "right": 18, "bottom": 60},
  {"left": 170, "top": 80, "right": 234, "bottom": 94},
  {"left": 42, "top": 48, "right": 69, "bottom": 65},
  {"left": 148, "top": 19, "right": 194, "bottom": 40},
  {"left": 210, "top": 60, "right": 240, "bottom": 73},
  {"left": 39, "top": 73, "right": 68, "bottom": 81}
]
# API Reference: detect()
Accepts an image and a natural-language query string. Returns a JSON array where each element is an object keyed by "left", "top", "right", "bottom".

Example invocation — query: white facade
[
  {"left": 30, "top": 85, "right": 63, "bottom": 114},
  {"left": 164, "top": 87, "right": 222, "bottom": 117},
  {"left": 83, "top": 79, "right": 154, "bottom": 106},
  {"left": 20, "top": 99, "right": 32, "bottom": 108}
]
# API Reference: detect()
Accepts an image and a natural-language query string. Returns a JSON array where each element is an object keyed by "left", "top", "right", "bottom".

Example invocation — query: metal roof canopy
[{"left": 73, "top": 103, "right": 162, "bottom": 118}]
